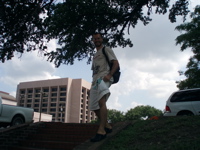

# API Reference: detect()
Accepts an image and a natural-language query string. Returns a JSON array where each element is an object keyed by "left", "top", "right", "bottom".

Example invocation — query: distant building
[
  {"left": 16, "top": 78, "right": 96, "bottom": 123},
  {"left": 0, "top": 91, "right": 16, "bottom": 105},
  {"left": 0, "top": 91, "right": 52, "bottom": 122}
]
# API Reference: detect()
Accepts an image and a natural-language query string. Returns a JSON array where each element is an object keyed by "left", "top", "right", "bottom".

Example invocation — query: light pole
[
  {"left": 39, "top": 91, "right": 42, "bottom": 122},
  {"left": 60, "top": 104, "right": 63, "bottom": 122}
]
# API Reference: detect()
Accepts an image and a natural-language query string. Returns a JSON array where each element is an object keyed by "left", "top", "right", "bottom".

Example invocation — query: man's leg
[
  {"left": 96, "top": 95, "right": 107, "bottom": 135},
  {"left": 94, "top": 109, "right": 112, "bottom": 131},
  {"left": 90, "top": 96, "right": 107, "bottom": 142},
  {"left": 94, "top": 109, "right": 100, "bottom": 119},
  {"left": 94, "top": 97, "right": 112, "bottom": 128},
  {"left": 94, "top": 95, "right": 112, "bottom": 134}
]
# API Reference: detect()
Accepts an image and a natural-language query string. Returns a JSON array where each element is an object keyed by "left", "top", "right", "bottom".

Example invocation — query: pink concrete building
[{"left": 16, "top": 78, "right": 96, "bottom": 123}]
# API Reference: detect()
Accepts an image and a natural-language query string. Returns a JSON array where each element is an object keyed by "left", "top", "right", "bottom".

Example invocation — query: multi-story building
[
  {"left": 0, "top": 91, "right": 52, "bottom": 122},
  {"left": 0, "top": 91, "right": 16, "bottom": 105},
  {"left": 16, "top": 78, "right": 96, "bottom": 123}
]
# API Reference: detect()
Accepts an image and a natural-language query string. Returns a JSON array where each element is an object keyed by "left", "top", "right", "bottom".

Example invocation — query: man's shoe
[
  {"left": 90, "top": 133, "right": 106, "bottom": 142},
  {"left": 105, "top": 127, "right": 112, "bottom": 134}
]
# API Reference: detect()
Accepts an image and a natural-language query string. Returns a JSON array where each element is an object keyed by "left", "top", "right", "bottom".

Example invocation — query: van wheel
[
  {"left": 177, "top": 111, "right": 194, "bottom": 116},
  {"left": 11, "top": 116, "right": 25, "bottom": 126}
]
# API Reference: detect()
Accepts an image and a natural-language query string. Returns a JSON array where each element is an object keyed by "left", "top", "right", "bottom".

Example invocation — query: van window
[{"left": 170, "top": 89, "right": 200, "bottom": 102}]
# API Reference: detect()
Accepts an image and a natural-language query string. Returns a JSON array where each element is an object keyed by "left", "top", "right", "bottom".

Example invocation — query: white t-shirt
[{"left": 91, "top": 46, "right": 118, "bottom": 84}]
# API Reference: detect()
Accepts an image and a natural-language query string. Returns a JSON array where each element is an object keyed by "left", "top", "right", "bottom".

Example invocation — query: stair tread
[
  {"left": 1, "top": 122, "right": 103, "bottom": 150},
  {"left": 18, "top": 139, "right": 81, "bottom": 149}
]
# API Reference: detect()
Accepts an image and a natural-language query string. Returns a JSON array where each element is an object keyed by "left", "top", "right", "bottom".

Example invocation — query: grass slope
[{"left": 101, "top": 116, "right": 200, "bottom": 150}]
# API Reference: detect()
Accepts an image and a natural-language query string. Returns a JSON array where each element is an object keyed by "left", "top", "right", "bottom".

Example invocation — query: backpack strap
[{"left": 102, "top": 46, "right": 112, "bottom": 70}]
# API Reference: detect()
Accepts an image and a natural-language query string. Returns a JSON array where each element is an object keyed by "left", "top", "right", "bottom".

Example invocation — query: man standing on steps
[{"left": 89, "top": 33, "right": 120, "bottom": 142}]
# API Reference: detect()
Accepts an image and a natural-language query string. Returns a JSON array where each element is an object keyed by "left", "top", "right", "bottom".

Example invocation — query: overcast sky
[{"left": 0, "top": 1, "right": 199, "bottom": 113}]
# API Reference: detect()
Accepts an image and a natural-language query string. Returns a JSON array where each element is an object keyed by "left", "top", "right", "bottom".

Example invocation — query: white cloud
[
  {"left": 106, "top": 3, "right": 198, "bottom": 112},
  {"left": 107, "top": 95, "right": 122, "bottom": 110},
  {"left": 0, "top": 40, "right": 60, "bottom": 89},
  {"left": 130, "top": 101, "right": 143, "bottom": 109},
  {"left": 1, "top": 1, "right": 199, "bottom": 113}
]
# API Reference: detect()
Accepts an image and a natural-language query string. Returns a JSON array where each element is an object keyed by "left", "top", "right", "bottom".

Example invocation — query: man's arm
[{"left": 103, "top": 60, "right": 119, "bottom": 82}]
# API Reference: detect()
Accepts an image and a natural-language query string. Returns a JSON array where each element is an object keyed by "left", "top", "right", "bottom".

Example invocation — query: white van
[{"left": 164, "top": 88, "right": 200, "bottom": 116}]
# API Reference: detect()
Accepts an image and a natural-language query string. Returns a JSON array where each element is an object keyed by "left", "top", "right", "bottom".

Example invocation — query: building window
[
  {"left": 27, "top": 100, "right": 32, "bottom": 103},
  {"left": 42, "top": 103, "right": 48, "bottom": 107},
  {"left": 34, "top": 104, "right": 39, "bottom": 107},
  {"left": 60, "top": 87, "right": 66, "bottom": 91},
  {"left": 35, "top": 99, "right": 40, "bottom": 103},
  {"left": 51, "top": 93, "right": 57, "bottom": 97},
  {"left": 60, "top": 93, "right": 66, "bottom": 96},
  {"left": 28, "top": 89, "right": 33, "bottom": 93},
  {"left": 27, "top": 104, "right": 32, "bottom": 107},
  {"left": 58, "top": 114, "right": 65, "bottom": 117},
  {"left": 28, "top": 95, "right": 32, "bottom": 98},
  {"left": 51, "top": 103, "right": 56, "bottom": 107},
  {"left": 82, "top": 88, "right": 84, "bottom": 93},
  {"left": 20, "top": 90, "right": 25, "bottom": 94},
  {"left": 59, "top": 107, "right": 65, "bottom": 112},
  {"left": 87, "top": 90, "right": 90, "bottom": 95},
  {"left": 43, "top": 99, "right": 48, "bottom": 102},
  {"left": 42, "top": 109, "right": 47, "bottom": 112},
  {"left": 50, "top": 108, "right": 56, "bottom": 112},
  {"left": 50, "top": 113, "right": 55, "bottom": 117},
  {"left": 51, "top": 87, "right": 57, "bottom": 92},
  {"left": 43, "top": 88, "right": 49, "bottom": 92},
  {"left": 60, "top": 98, "right": 66, "bottom": 101},
  {"left": 51, "top": 98, "right": 56, "bottom": 102},
  {"left": 35, "top": 89, "right": 41, "bottom": 93},
  {"left": 35, "top": 94, "right": 40, "bottom": 98},
  {"left": 43, "top": 94, "right": 48, "bottom": 97}
]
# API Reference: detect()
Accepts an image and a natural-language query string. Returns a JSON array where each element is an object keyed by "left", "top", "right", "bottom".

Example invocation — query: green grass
[{"left": 101, "top": 116, "right": 200, "bottom": 150}]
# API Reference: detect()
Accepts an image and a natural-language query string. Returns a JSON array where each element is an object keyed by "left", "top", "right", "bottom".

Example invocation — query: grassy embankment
[{"left": 101, "top": 116, "right": 200, "bottom": 150}]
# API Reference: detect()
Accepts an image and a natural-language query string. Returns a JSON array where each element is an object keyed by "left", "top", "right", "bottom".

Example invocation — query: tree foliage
[
  {"left": 124, "top": 105, "right": 163, "bottom": 120},
  {"left": 0, "top": 0, "right": 54, "bottom": 62},
  {"left": 108, "top": 109, "right": 125, "bottom": 123},
  {"left": 175, "top": 5, "right": 200, "bottom": 89},
  {"left": 90, "top": 106, "right": 162, "bottom": 123},
  {"left": 0, "top": 0, "right": 191, "bottom": 67}
]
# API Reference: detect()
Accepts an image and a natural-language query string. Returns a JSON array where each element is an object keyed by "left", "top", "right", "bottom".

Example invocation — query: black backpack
[{"left": 102, "top": 47, "right": 121, "bottom": 84}]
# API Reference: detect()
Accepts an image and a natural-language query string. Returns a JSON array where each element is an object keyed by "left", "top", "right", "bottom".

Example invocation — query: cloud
[
  {"left": 0, "top": 40, "right": 60, "bottom": 89},
  {"left": 1, "top": 0, "right": 199, "bottom": 112},
  {"left": 130, "top": 101, "right": 143, "bottom": 109},
  {"left": 107, "top": 95, "right": 122, "bottom": 110},
  {"left": 106, "top": 7, "right": 197, "bottom": 112}
]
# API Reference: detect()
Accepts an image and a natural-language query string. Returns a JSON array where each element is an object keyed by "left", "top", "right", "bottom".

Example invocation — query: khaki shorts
[{"left": 89, "top": 79, "right": 111, "bottom": 111}]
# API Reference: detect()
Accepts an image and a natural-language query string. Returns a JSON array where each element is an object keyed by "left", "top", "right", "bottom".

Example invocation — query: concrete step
[
  {"left": 1, "top": 121, "right": 132, "bottom": 150},
  {"left": 6, "top": 123, "right": 100, "bottom": 150},
  {"left": 27, "top": 133, "right": 94, "bottom": 142},
  {"left": 18, "top": 140, "right": 78, "bottom": 150}
]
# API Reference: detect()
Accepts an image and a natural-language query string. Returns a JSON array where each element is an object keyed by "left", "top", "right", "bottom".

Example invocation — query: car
[
  {"left": 0, "top": 96, "right": 34, "bottom": 127},
  {"left": 164, "top": 88, "right": 200, "bottom": 116}
]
